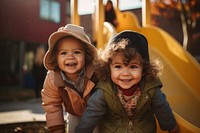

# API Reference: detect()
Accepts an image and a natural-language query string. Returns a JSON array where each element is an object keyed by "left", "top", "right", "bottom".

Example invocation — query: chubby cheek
[
  {"left": 79, "top": 58, "right": 85, "bottom": 68},
  {"left": 133, "top": 71, "right": 143, "bottom": 82},
  {"left": 77, "top": 55, "right": 85, "bottom": 67},
  {"left": 110, "top": 70, "right": 119, "bottom": 83},
  {"left": 57, "top": 56, "right": 64, "bottom": 66}
]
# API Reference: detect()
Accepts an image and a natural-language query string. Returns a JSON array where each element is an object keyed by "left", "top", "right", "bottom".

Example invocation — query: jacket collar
[
  {"left": 141, "top": 78, "right": 162, "bottom": 93},
  {"left": 54, "top": 64, "right": 94, "bottom": 88}
]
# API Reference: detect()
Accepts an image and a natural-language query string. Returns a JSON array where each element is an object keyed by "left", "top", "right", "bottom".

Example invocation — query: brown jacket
[{"left": 41, "top": 65, "right": 97, "bottom": 130}]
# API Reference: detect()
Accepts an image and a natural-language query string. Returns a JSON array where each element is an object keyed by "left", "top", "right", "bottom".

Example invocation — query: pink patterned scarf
[{"left": 117, "top": 86, "right": 141, "bottom": 116}]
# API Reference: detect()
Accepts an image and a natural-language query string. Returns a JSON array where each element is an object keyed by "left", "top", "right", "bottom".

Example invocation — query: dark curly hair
[{"left": 96, "top": 38, "right": 162, "bottom": 81}]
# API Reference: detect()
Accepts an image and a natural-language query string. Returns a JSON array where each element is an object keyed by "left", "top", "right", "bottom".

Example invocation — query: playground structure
[{"left": 70, "top": 0, "right": 200, "bottom": 132}]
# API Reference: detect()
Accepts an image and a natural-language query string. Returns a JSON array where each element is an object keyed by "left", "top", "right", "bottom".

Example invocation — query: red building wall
[
  {"left": 0, "top": 0, "right": 69, "bottom": 87},
  {"left": 0, "top": 0, "right": 67, "bottom": 44}
]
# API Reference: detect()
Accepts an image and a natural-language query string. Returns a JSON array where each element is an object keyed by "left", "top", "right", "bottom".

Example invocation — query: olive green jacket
[
  {"left": 99, "top": 79, "right": 161, "bottom": 133},
  {"left": 76, "top": 78, "right": 176, "bottom": 133}
]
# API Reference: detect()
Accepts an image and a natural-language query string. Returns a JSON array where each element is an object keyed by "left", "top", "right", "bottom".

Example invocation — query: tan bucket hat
[{"left": 43, "top": 24, "right": 96, "bottom": 70}]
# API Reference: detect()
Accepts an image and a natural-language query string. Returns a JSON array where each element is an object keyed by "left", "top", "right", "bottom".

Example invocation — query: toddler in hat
[
  {"left": 75, "top": 30, "right": 178, "bottom": 133},
  {"left": 41, "top": 24, "right": 99, "bottom": 133}
]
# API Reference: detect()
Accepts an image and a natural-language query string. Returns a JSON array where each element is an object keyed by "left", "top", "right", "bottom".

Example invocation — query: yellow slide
[{"left": 103, "top": 11, "right": 200, "bottom": 132}]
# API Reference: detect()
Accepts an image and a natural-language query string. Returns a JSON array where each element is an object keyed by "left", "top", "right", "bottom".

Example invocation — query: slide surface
[{"left": 104, "top": 11, "right": 200, "bottom": 132}]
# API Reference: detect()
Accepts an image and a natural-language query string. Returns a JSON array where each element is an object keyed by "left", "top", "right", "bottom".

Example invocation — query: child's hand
[
  {"left": 52, "top": 129, "right": 65, "bottom": 133},
  {"left": 49, "top": 125, "right": 65, "bottom": 133},
  {"left": 169, "top": 125, "right": 179, "bottom": 133}
]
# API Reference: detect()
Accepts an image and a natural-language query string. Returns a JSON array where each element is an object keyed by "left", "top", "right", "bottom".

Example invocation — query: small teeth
[
  {"left": 66, "top": 63, "right": 77, "bottom": 66},
  {"left": 121, "top": 79, "right": 131, "bottom": 82}
]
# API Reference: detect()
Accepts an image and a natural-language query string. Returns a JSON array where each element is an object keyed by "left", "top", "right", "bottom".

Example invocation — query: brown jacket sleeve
[{"left": 41, "top": 71, "right": 65, "bottom": 131}]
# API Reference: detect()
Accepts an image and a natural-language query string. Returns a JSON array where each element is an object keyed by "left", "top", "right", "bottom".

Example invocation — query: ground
[
  {"left": 0, "top": 87, "right": 50, "bottom": 133},
  {"left": 0, "top": 122, "right": 50, "bottom": 133}
]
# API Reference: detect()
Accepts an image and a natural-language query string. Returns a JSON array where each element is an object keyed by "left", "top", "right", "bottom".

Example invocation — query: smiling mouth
[
  {"left": 120, "top": 79, "right": 132, "bottom": 82},
  {"left": 66, "top": 63, "right": 77, "bottom": 66}
]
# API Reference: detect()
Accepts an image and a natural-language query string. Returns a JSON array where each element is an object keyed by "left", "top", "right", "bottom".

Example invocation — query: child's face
[
  {"left": 109, "top": 52, "right": 143, "bottom": 89},
  {"left": 56, "top": 37, "right": 85, "bottom": 81}
]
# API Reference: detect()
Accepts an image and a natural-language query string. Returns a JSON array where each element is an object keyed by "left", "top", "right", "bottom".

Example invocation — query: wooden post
[
  {"left": 96, "top": 0, "right": 104, "bottom": 48},
  {"left": 71, "top": 0, "right": 80, "bottom": 25},
  {"left": 142, "top": 0, "right": 151, "bottom": 27}
]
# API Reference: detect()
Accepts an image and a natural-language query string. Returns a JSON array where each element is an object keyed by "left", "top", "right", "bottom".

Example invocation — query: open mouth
[
  {"left": 66, "top": 62, "right": 77, "bottom": 66},
  {"left": 120, "top": 79, "right": 132, "bottom": 82}
]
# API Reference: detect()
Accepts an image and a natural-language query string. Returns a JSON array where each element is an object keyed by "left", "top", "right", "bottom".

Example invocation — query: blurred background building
[
  {"left": 0, "top": 0, "right": 199, "bottom": 88},
  {"left": 0, "top": 0, "right": 70, "bottom": 88}
]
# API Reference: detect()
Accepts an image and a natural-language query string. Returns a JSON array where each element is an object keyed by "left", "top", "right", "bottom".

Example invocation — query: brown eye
[
  {"left": 114, "top": 65, "right": 122, "bottom": 69},
  {"left": 74, "top": 50, "right": 81, "bottom": 54},
  {"left": 60, "top": 51, "right": 67, "bottom": 55},
  {"left": 130, "top": 65, "right": 138, "bottom": 69}
]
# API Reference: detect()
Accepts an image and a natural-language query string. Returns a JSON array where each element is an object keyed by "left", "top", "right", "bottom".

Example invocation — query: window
[
  {"left": 40, "top": 0, "right": 61, "bottom": 23},
  {"left": 119, "top": 0, "right": 142, "bottom": 10},
  {"left": 78, "top": 0, "right": 142, "bottom": 15},
  {"left": 78, "top": 0, "right": 95, "bottom": 15}
]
